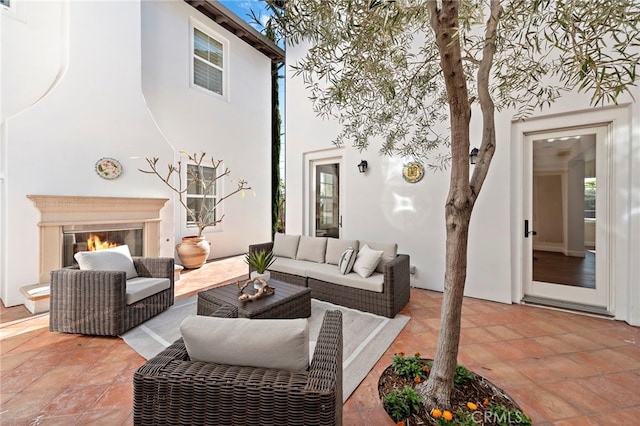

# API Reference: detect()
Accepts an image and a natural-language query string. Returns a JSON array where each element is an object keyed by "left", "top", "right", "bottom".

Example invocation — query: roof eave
[{"left": 185, "top": 0, "right": 285, "bottom": 63}]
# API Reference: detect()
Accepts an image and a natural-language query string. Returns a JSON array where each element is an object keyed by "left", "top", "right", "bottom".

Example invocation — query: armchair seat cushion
[{"left": 125, "top": 277, "right": 171, "bottom": 305}]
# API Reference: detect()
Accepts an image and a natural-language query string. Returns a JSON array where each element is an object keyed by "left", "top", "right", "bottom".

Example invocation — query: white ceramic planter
[{"left": 250, "top": 271, "right": 271, "bottom": 288}]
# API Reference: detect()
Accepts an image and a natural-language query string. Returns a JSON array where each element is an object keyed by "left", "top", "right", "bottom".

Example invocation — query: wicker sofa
[
  {"left": 133, "top": 305, "right": 343, "bottom": 426},
  {"left": 50, "top": 257, "right": 175, "bottom": 336},
  {"left": 249, "top": 234, "right": 410, "bottom": 318}
]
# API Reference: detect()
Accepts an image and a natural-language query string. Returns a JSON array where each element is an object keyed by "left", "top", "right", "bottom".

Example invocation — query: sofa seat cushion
[
  {"left": 180, "top": 315, "right": 309, "bottom": 371},
  {"left": 325, "top": 238, "right": 360, "bottom": 265},
  {"left": 307, "top": 263, "right": 384, "bottom": 293},
  {"left": 125, "top": 277, "right": 171, "bottom": 305},
  {"left": 269, "top": 257, "right": 318, "bottom": 277}
]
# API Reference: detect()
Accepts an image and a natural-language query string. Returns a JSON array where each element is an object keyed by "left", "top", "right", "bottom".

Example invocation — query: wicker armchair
[
  {"left": 133, "top": 305, "right": 343, "bottom": 426},
  {"left": 49, "top": 257, "right": 175, "bottom": 336}
]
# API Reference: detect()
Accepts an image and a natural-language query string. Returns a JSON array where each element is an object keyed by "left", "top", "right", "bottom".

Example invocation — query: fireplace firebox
[{"left": 62, "top": 223, "right": 144, "bottom": 267}]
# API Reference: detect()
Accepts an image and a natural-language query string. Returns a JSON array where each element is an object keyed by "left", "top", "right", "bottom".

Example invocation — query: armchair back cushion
[
  {"left": 273, "top": 233, "right": 300, "bottom": 259},
  {"left": 74, "top": 244, "right": 138, "bottom": 279},
  {"left": 180, "top": 315, "right": 310, "bottom": 371}
]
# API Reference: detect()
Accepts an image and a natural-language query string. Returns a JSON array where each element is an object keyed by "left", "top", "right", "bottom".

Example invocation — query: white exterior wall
[
  {"left": 140, "top": 0, "right": 272, "bottom": 259},
  {"left": 0, "top": 0, "right": 272, "bottom": 307},
  {"left": 286, "top": 42, "right": 640, "bottom": 324}
]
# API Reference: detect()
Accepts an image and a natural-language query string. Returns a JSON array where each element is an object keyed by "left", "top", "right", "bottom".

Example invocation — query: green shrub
[
  {"left": 383, "top": 386, "right": 424, "bottom": 423},
  {"left": 392, "top": 352, "right": 430, "bottom": 381},
  {"left": 454, "top": 364, "right": 475, "bottom": 385}
]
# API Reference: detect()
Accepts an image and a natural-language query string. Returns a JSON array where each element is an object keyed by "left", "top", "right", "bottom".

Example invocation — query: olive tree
[{"left": 280, "top": 0, "right": 639, "bottom": 409}]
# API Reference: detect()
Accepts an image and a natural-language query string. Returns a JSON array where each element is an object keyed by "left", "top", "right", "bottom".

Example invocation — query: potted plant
[
  {"left": 139, "top": 151, "right": 251, "bottom": 269},
  {"left": 245, "top": 249, "right": 276, "bottom": 285}
]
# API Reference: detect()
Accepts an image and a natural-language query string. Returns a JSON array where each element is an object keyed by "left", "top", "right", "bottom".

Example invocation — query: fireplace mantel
[{"left": 28, "top": 195, "right": 169, "bottom": 283}]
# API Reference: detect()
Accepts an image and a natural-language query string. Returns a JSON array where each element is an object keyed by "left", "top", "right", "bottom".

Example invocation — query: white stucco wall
[
  {"left": 0, "top": 0, "right": 272, "bottom": 307},
  {"left": 140, "top": 0, "right": 272, "bottom": 259},
  {"left": 286, "top": 41, "right": 640, "bottom": 324}
]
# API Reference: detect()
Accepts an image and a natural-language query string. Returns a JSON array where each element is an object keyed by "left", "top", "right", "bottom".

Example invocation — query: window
[
  {"left": 584, "top": 177, "right": 596, "bottom": 219},
  {"left": 186, "top": 164, "right": 217, "bottom": 228},
  {"left": 193, "top": 27, "right": 224, "bottom": 96},
  {"left": 0, "top": 0, "right": 10, "bottom": 8}
]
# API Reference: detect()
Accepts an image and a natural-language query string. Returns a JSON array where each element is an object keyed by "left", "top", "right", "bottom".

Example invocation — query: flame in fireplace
[{"left": 87, "top": 234, "right": 118, "bottom": 251}]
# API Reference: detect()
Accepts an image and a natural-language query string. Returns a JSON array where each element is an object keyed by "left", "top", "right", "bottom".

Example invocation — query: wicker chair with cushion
[
  {"left": 50, "top": 250, "right": 175, "bottom": 336},
  {"left": 133, "top": 305, "right": 343, "bottom": 426}
]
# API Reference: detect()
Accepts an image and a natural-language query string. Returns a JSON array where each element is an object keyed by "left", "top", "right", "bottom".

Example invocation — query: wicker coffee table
[{"left": 197, "top": 279, "right": 311, "bottom": 319}]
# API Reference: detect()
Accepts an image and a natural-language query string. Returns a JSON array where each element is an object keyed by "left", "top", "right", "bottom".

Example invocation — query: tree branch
[{"left": 469, "top": 0, "right": 501, "bottom": 202}]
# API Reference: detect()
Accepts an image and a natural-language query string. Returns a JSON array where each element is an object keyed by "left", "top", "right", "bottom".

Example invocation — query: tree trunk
[
  {"left": 421, "top": 204, "right": 472, "bottom": 409},
  {"left": 419, "top": 0, "right": 474, "bottom": 409},
  {"left": 419, "top": 0, "right": 501, "bottom": 409}
]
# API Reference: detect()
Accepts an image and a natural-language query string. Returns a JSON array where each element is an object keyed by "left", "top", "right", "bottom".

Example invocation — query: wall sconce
[
  {"left": 357, "top": 160, "right": 368, "bottom": 173},
  {"left": 469, "top": 147, "right": 479, "bottom": 165}
]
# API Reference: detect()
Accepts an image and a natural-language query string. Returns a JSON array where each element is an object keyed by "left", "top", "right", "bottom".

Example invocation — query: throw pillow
[
  {"left": 296, "top": 236, "right": 328, "bottom": 263},
  {"left": 180, "top": 315, "right": 309, "bottom": 371},
  {"left": 360, "top": 241, "right": 398, "bottom": 273},
  {"left": 338, "top": 247, "right": 357, "bottom": 275},
  {"left": 74, "top": 244, "right": 138, "bottom": 279},
  {"left": 272, "top": 233, "right": 301, "bottom": 259},
  {"left": 352, "top": 244, "right": 384, "bottom": 278}
]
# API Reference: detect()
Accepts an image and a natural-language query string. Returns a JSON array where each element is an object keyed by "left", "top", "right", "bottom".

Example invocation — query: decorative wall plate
[
  {"left": 402, "top": 161, "right": 425, "bottom": 183},
  {"left": 95, "top": 157, "right": 122, "bottom": 180}
]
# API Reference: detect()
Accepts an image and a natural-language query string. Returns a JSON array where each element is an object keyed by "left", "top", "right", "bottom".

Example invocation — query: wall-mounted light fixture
[
  {"left": 357, "top": 160, "right": 368, "bottom": 173},
  {"left": 469, "top": 147, "right": 479, "bottom": 165}
]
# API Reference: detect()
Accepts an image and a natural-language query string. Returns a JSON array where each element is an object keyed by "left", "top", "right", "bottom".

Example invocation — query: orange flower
[
  {"left": 431, "top": 409, "right": 442, "bottom": 418},
  {"left": 483, "top": 397, "right": 489, "bottom": 407},
  {"left": 443, "top": 410, "right": 453, "bottom": 421},
  {"left": 422, "top": 365, "right": 430, "bottom": 372},
  {"left": 396, "top": 422, "right": 405, "bottom": 426},
  {"left": 398, "top": 351, "right": 405, "bottom": 357},
  {"left": 414, "top": 376, "right": 422, "bottom": 383},
  {"left": 414, "top": 351, "right": 421, "bottom": 357},
  {"left": 467, "top": 402, "right": 478, "bottom": 410}
]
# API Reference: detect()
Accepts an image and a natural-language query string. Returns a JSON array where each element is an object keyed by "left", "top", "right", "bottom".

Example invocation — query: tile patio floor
[{"left": 1, "top": 255, "right": 638, "bottom": 425}]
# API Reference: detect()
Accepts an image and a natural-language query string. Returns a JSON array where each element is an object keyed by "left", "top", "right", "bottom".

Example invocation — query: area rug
[{"left": 121, "top": 297, "right": 409, "bottom": 401}]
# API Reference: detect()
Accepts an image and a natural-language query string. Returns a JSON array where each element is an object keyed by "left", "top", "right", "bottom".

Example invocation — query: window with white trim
[
  {"left": 186, "top": 164, "right": 217, "bottom": 228},
  {"left": 1, "top": 0, "right": 11, "bottom": 9},
  {"left": 193, "top": 27, "right": 224, "bottom": 96}
]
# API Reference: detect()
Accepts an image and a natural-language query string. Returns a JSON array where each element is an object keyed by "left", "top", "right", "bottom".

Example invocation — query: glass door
[
  {"left": 314, "top": 163, "right": 340, "bottom": 238},
  {"left": 523, "top": 125, "right": 611, "bottom": 313}
]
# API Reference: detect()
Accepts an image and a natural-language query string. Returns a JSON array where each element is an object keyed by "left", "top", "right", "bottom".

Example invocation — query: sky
[{"left": 218, "top": 0, "right": 272, "bottom": 31}]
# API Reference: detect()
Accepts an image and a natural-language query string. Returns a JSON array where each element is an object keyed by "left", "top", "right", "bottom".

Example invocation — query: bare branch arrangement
[
  {"left": 139, "top": 151, "right": 251, "bottom": 237},
  {"left": 237, "top": 278, "right": 275, "bottom": 301}
]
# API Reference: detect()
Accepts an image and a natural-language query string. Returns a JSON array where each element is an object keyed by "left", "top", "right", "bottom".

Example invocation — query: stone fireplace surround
[{"left": 28, "top": 195, "right": 169, "bottom": 284}]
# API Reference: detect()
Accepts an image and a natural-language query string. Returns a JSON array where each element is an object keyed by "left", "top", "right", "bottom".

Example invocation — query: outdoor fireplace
[
  {"left": 62, "top": 223, "right": 144, "bottom": 267},
  {"left": 28, "top": 195, "right": 168, "bottom": 284}
]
